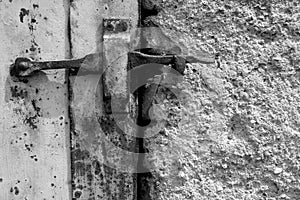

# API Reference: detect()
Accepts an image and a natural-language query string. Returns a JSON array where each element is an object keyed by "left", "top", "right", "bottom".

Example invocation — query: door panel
[
  {"left": 0, "top": 1, "right": 71, "bottom": 200},
  {"left": 69, "top": 0, "right": 139, "bottom": 199}
]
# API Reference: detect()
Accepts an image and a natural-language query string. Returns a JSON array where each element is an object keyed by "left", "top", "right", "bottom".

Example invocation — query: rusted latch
[
  {"left": 10, "top": 16, "right": 215, "bottom": 77},
  {"left": 10, "top": 17, "right": 215, "bottom": 77},
  {"left": 10, "top": 49, "right": 214, "bottom": 77}
]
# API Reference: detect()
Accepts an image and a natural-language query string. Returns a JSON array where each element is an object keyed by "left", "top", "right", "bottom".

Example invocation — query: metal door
[{"left": 0, "top": 1, "right": 139, "bottom": 199}]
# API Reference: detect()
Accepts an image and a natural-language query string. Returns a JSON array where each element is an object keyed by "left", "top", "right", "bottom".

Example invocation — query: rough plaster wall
[
  {"left": 0, "top": 0, "right": 71, "bottom": 200},
  {"left": 145, "top": 0, "right": 300, "bottom": 199}
]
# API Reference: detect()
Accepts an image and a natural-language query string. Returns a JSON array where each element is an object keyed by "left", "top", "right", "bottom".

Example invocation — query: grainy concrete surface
[{"left": 143, "top": 0, "right": 300, "bottom": 199}]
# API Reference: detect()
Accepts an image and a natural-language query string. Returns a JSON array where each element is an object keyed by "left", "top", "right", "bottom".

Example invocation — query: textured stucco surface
[{"left": 144, "top": 0, "right": 300, "bottom": 199}]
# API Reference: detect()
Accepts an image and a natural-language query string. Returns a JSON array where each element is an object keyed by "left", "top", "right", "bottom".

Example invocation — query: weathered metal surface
[
  {"left": 101, "top": 18, "right": 138, "bottom": 199},
  {"left": 70, "top": 0, "right": 139, "bottom": 199},
  {"left": 0, "top": 1, "right": 71, "bottom": 200},
  {"left": 103, "top": 18, "right": 131, "bottom": 34}
]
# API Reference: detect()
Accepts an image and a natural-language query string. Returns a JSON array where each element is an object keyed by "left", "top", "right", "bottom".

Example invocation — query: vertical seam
[{"left": 64, "top": 0, "right": 73, "bottom": 199}]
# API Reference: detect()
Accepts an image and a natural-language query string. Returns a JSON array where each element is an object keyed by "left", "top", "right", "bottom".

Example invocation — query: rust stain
[
  {"left": 19, "top": 8, "right": 29, "bottom": 23},
  {"left": 103, "top": 19, "right": 130, "bottom": 33},
  {"left": 33, "top": 4, "right": 39, "bottom": 9},
  {"left": 9, "top": 83, "right": 41, "bottom": 130},
  {"left": 10, "top": 85, "right": 28, "bottom": 99}
]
